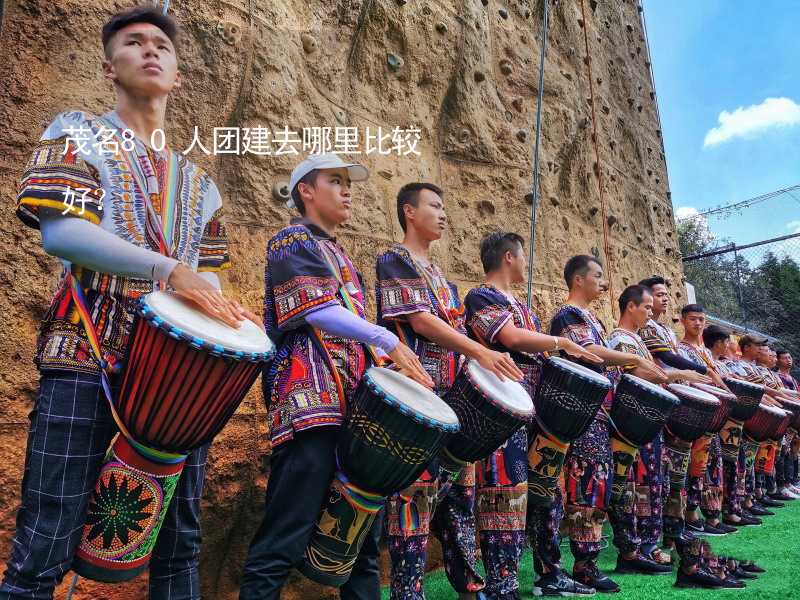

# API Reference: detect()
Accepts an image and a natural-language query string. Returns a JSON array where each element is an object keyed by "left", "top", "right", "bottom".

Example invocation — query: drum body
[
  {"left": 442, "top": 360, "right": 533, "bottom": 464},
  {"left": 692, "top": 383, "right": 736, "bottom": 434},
  {"left": 608, "top": 375, "right": 679, "bottom": 503},
  {"left": 301, "top": 368, "right": 459, "bottom": 587},
  {"left": 779, "top": 398, "right": 800, "bottom": 431},
  {"left": 665, "top": 384, "right": 720, "bottom": 442},
  {"left": 527, "top": 357, "right": 611, "bottom": 505},
  {"left": 74, "top": 292, "right": 274, "bottom": 582},
  {"left": 723, "top": 378, "right": 765, "bottom": 422},
  {"left": 744, "top": 404, "right": 789, "bottom": 443}
]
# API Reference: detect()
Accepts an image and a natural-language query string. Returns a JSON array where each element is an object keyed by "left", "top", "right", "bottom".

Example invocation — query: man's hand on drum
[
  {"left": 476, "top": 348, "right": 524, "bottom": 382},
  {"left": 559, "top": 338, "right": 604, "bottom": 364},
  {"left": 169, "top": 264, "right": 261, "bottom": 329},
  {"left": 388, "top": 343, "right": 435, "bottom": 389},
  {"left": 667, "top": 369, "right": 712, "bottom": 385},
  {"left": 633, "top": 356, "right": 668, "bottom": 384}
]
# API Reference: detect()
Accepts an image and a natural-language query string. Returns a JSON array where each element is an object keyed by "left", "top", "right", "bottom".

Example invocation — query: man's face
[
  {"left": 778, "top": 352, "right": 793, "bottom": 370},
  {"left": 103, "top": 23, "right": 180, "bottom": 97},
  {"left": 508, "top": 242, "right": 527, "bottom": 284},
  {"left": 681, "top": 311, "right": 705, "bottom": 337},
  {"left": 649, "top": 283, "right": 669, "bottom": 316},
  {"left": 300, "top": 168, "right": 352, "bottom": 226},
  {"left": 405, "top": 189, "right": 446, "bottom": 241},
  {"left": 629, "top": 292, "right": 653, "bottom": 329},
  {"left": 711, "top": 337, "right": 729, "bottom": 357},
  {"left": 576, "top": 260, "right": 607, "bottom": 302}
]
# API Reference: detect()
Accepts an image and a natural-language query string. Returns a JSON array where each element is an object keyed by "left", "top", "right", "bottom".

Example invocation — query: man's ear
[
  {"left": 102, "top": 57, "right": 116, "bottom": 83},
  {"left": 403, "top": 202, "right": 415, "bottom": 225}
]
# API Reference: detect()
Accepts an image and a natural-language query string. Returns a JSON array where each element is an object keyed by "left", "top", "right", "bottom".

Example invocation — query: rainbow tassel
[{"left": 398, "top": 495, "right": 420, "bottom": 534}]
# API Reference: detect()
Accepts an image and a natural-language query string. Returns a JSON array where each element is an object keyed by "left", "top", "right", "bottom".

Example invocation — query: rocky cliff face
[{"left": 0, "top": 1, "right": 684, "bottom": 597}]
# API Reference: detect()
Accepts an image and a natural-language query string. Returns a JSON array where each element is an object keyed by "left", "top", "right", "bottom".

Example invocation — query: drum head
[
  {"left": 465, "top": 360, "right": 533, "bottom": 417},
  {"left": 758, "top": 404, "right": 788, "bottom": 420},
  {"left": 622, "top": 374, "right": 679, "bottom": 404},
  {"left": 692, "top": 383, "right": 737, "bottom": 402},
  {"left": 547, "top": 356, "right": 611, "bottom": 387},
  {"left": 143, "top": 291, "right": 273, "bottom": 355},
  {"left": 365, "top": 367, "right": 459, "bottom": 428},
  {"left": 667, "top": 383, "right": 720, "bottom": 406}
]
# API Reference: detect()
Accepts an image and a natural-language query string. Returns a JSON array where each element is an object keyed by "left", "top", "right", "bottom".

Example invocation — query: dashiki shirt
[
  {"left": 16, "top": 110, "right": 229, "bottom": 374},
  {"left": 263, "top": 219, "right": 368, "bottom": 447},
  {"left": 678, "top": 340, "right": 716, "bottom": 372}
]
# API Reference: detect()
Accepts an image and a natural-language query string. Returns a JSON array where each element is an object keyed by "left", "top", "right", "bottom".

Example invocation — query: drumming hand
[
  {"left": 168, "top": 264, "right": 244, "bottom": 329},
  {"left": 477, "top": 349, "right": 524, "bottom": 382},
  {"left": 634, "top": 356, "right": 668, "bottom": 384},
  {"left": 388, "top": 343, "right": 435, "bottom": 389},
  {"left": 231, "top": 302, "right": 265, "bottom": 330},
  {"left": 708, "top": 369, "right": 728, "bottom": 391},
  {"left": 560, "top": 338, "right": 603, "bottom": 364},
  {"left": 671, "top": 370, "right": 712, "bottom": 385}
]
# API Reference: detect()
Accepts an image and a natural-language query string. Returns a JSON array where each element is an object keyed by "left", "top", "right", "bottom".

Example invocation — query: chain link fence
[{"left": 682, "top": 232, "right": 800, "bottom": 375}]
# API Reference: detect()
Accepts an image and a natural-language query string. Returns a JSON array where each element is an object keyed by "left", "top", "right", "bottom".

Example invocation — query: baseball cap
[
  {"left": 739, "top": 334, "right": 768, "bottom": 350},
  {"left": 286, "top": 153, "right": 369, "bottom": 209}
]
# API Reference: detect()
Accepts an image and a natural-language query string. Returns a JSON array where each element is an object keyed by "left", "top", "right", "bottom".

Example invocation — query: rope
[
  {"left": 578, "top": 0, "right": 615, "bottom": 318},
  {"left": 65, "top": 573, "right": 79, "bottom": 600}
]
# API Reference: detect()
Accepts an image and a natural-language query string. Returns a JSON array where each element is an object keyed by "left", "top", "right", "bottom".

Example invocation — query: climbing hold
[
  {"left": 601, "top": 104, "right": 610, "bottom": 115},
  {"left": 216, "top": 21, "right": 242, "bottom": 46},
  {"left": 459, "top": 128, "right": 470, "bottom": 143},
  {"left": 334, "top": 109, "right": 346, "bottom": 125},
  {"left": 387, "top": 53, "right": 404, "bottom": 72},
  {"left": 607, "top": 215, "right": 617, "bottom": 227},
  {"left": 498, "top": 7, "right": 509, "bottom": 19},
  {"left": 500, "top": 59, "right": 513, "bottom": 76},
  {"left": 272, "top": 181, "right": 291, "bottom": 203},
  {"left": 562, "top": 216, "right": 570, "bottom": 231},
  {"left": 525, "top": 9, "right": 532, "bottom": 19},
  {"left": 516, "top": 129, "right": 528, "bottom": 142},
  {"left": 626, "top": 23, "right": 634, "bottom": 33},
  {"left": 435, "top": 21, "right": 448, "bottom": 34},
  {"left": 589, "top": 206, "right": 599, "bottom": 216},
  {"left": 482, "top": 0, "right": 489, "bottom": 5},
  {"left": 378, "top": 170, "right": 394, "bottom": 180},
  {"left": 505, "top": 110, "right": 513, "bottom": 122},
  {"left": 397, "top": 0, "right": 408, "bottom": 5},
  {"left": 511, "top": 97, "right": 524, "bottom": 112},
  {"left": 422, "top": 5, "right": 432, "bottom": 15},
  {"left": 474, "top": 70, "right": 486, "bottom": 83},
  {"left": 301, "top": 33, "right": 317, "bottom": 54},
  {"left": 524, "top": 192, "right": 534, "bottom": 205}
]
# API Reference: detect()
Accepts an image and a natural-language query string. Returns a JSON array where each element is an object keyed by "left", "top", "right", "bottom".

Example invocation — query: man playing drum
[
  {"left": 548, "top": 256, "right": 663, "bottom": 593},
  {"left": 1, "top": 6, "right": 262, "bottom": 598},
  {"left": 376, "top": 184, "right": 523, "bottom": 600},
  {"left": 240, "top": 154, "right": 431, "bottom": 600},
  {"left": 463, "top": 232, "right": 600, "bottom": 598}
]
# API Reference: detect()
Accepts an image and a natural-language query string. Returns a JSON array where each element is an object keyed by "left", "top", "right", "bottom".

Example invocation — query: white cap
[{"left": 286, "top": 153, "right": 369, "bottom": 210}]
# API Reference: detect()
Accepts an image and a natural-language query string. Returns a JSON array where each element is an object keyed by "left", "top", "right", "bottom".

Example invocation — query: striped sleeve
[
  {"left": 197, "top": 202, "right": 231, "bottom": 272},
  {"left": 639, "top": 322, "right": 671, "bottom": 354}
]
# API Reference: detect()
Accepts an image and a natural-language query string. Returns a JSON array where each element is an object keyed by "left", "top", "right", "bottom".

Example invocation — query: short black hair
[
  {"left": 639, "top": 275, "right": 667, "bottom": 290},
  {"left": 102, "top": 5, "right": 179, "bottom": 58},
  {"left": 681, "top": 303, "right": 705, "bottom": 317},
  {"left": 617, "top": 284, "right": 651, "bottom": 315},
  {"left": 563, "top": 255, "right": 601, "bottom": 289},
  {"left": 290, "top": 169, "right": 319, "bottom": 216},
  {"left": 479, "top": 232, "right": 525, "bottom": 274},
  {"left": 776, "top": 348, "right": 791, "bottom": 358},
  {"left": 702, "top": 324, "right": 730, "bottom": 349},
  {"left": 396, "top": 182, "right": 443, "bottom": 232}
]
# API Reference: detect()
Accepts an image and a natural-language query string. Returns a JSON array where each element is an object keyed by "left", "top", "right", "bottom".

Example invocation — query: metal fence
[{"left": 682, "top": 232, "right": 800, "bottom": 373}]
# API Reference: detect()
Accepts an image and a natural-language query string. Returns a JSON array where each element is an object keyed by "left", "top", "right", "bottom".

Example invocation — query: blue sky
[{"left": 642, "top": 0, "right": 800, "bottom": 247}]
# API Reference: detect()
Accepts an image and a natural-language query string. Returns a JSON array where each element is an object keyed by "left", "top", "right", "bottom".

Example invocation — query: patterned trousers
[{"left": 0, "top": 370, "right": 208, "bottom": 600}]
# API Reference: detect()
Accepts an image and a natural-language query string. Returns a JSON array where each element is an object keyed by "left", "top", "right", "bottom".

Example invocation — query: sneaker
[
  {"left": 711, "top": 521, "right": 738, "bottom": 534},
  {"left": 674, "top": 567, "right": 726, "bottom": 589},
  {"left": 768, "top": 490, "right": 795, "bottom": 501},
  {"left": 779, "top": 486, "right": 800, "bottom": 499},
  {"left": 757, "top": 496, "right": 784, "bottom": 508},
  {"left": 698, "top": 522, "right": 728, "bottom": 536},
  {"left": 733, "top": 567, "right": 757, "bottom": 580},
  {"left": 615, "top": 553, "right": 672, "bottom": 575},
  {"left": 747, "top": 504, "right": 774, "bottom": 516},
  {"left": 533, "top": 569, "right": 596, "bottom": 597},
  {"left": 737, "top": 560, "right": 766, "bottom": 574},
  {"left": 685, "top": 518, "right": 705, "bottom": 533},
  {"left": 723, "top": 514, "right": 761, "bottom": 527},
  {"left": 740, "top": 511, "right": 763, "bottom": 525},
  {"left": 574, "top": 564, "right": 620, "bottom": 594}
]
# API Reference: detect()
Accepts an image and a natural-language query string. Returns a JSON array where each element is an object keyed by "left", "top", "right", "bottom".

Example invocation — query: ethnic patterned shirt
[
  {"left": 375, "top": 244, "right": 465, "bottom": 397},
  {"left": 262, "top": 219, "right": 369, "bottom": 447},
  {"left": 16, "top": 110, "right": 229, "bottom": 374},
  {"left": 608, "top": 327, "right": 653, "bottom": 386},
  {"left": 639, "top": 318, "right": 679, "bottom": 355},
  {"left": 678, "top": 341, "right": 716, "bottom": 372}
]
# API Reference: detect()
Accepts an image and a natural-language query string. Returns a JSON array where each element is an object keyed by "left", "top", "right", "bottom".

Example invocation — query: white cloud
[
  {"left": 787, "top": 220, "right": 800, "bottom": 234},
  {"left": 676, "top": 206, "right": 700, "bottom": 220},
  {"left": 703, "top": 97, "right": 800, "bottom": 147}
]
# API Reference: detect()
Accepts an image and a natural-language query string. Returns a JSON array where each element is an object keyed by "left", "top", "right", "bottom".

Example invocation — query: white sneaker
[
  {"left": 790, "top": 483, "right": 800, "bottom": 495},
  {"left": 780, "top": 486, "right": 799, "bottom": 499}
]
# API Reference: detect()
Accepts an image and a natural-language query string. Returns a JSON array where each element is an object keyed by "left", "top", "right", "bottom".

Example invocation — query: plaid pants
[{"left": 0, "top": 370, "right": 209, "bottom": 600}]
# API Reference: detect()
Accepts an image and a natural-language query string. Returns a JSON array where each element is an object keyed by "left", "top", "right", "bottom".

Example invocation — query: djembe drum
[
  {"left": 780, "top": 398, "right": 800, "bottom": 458},
  {"left": 719, "top": 378, "right": 764, "bottom": 463},
  {"left": 663, "top": 384, "right": 720, "bottom": 525},
  {"left": 300, "top": 367, "right": 459, "bottom": 586},
  {"left": 73, "top": 292, "right": 274, "bottom": 582},
  {"left": 745, "top": 404, "right": 789, "bottom": 479},
  {"left": 607, "top": 374, "right": 679, "bottom": 503},
  {"left": 439, "top": 359, "right": 534, "bottom": 477},
  {"left": 687, "top": 383, "right": 735, "bottom": 480},
  {"left": 527, "top": 357, "right": 612, "bottom": 506}
]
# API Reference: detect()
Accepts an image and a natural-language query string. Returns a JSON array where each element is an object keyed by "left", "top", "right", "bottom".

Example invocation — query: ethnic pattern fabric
[
  {"left": 376, "top": 244, "right": 465, "bottom": 396},
  {"left": 638, "top": 318, "right": 679, "bottom": 355},
  {"left": 263, "top": 220, "right": 367, "bottom": 447},
  {"left": 678, "top": 340, "right": 716, "bottom": 371},
  {"left": 16, "top": 110, "right": 229, "bottom": 374}
]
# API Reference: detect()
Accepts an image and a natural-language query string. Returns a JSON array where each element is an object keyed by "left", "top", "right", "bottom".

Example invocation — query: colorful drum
[
  {"left": 723, "top": 378, "right": 765, "bottom": 421},
  {"left": 527, "top": 356, "right": 611, "bottom": 505},
  {"left": 744, "top": 403, "right": 789, "bottom": 443},
  {"left": 608, "top": 374, "right": 679, "bottom": 502},
  {"left": 665, "top": 384, "right": 721, "bottom": 443},
  {"left": 74, "top": 292, "right": 274, "bottom": 582},
  {"left": 692, "top": 383, "right": 736, "bottom": 434},
  {"left": 441, "top": 359, "right": 533, "bottom": 465},
  {"left": 300, "top": 367, "right": 459, "bottom": 587},
  {"left": 780, "top": 397, "right": 800, "bottom": 431}
]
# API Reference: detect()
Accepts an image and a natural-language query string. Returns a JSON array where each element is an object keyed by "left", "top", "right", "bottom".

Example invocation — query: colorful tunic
[
  {"left": 549, "top": 304, "right": 612, "bottom": 563},
  {"left": 16, "top": 110, "right": 229, "bottom": 374},
  {"left": 263, "top": 220, "right": 368, "bottom": 447},
  {"left": 778, "top": 372, "right": 798, "bottom": 391},
  {"left": 639, "top": 318, "right": 679, "bottom": 355}
]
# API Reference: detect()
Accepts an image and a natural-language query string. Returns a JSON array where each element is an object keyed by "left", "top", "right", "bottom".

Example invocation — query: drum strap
[
  {"left": 600, "top": 406, "right": 638, "bottom": 448},
  {"left": 65, "top": 267, "right": 187, "bottom": 464}
]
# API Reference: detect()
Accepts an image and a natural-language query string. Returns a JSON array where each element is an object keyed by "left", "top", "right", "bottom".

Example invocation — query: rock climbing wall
[{"left": 0, "top": 0, "right": 685, "bottom": 598}]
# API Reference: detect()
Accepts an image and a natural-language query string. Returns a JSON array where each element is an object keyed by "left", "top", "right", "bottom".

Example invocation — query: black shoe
[
  {"left": 723, "top": 514, "right": 761, "bottom": 527},
  {"left": 713, "top": 521, "right": 738, "bottom": 534},
  {"left": 738, "top": 560, "right": 766, "bottom": 574},
  {"left": 758, "top": 496, "right": 785, "bottom": 507},
  {"left": 740, "top": 512, "right": 763, "bottom": 525},
  {"left": 748, "top": 504, "right": 774, "bottom": 516},
  {"left": 533, "top": 569, "right": 596, "bottom": 597},
  {"left": 574, "top": 564, "right": 620, "bottom": 594},
  {"left": 768, "top": 491, "right": 795, "bottom": 501},
  {"left": 674, "top": 567, "right": 726, "bottom": 589},
  {"left": 616, "top": 553, "right": 672, "bottom": 575},
  {"left": 733, "top": 567, "right": 757, "bottom": 580},
  {"left": 685, "top": 518, "right": 705, "bottom": 533},
  {"left": 698, "top": 522, "right": 728, "bottom": 536}
]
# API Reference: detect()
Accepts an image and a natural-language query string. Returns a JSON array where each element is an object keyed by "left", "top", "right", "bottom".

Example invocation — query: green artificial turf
[{"left": 381, "top": 498, "right": 800, "bottom": 599}]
